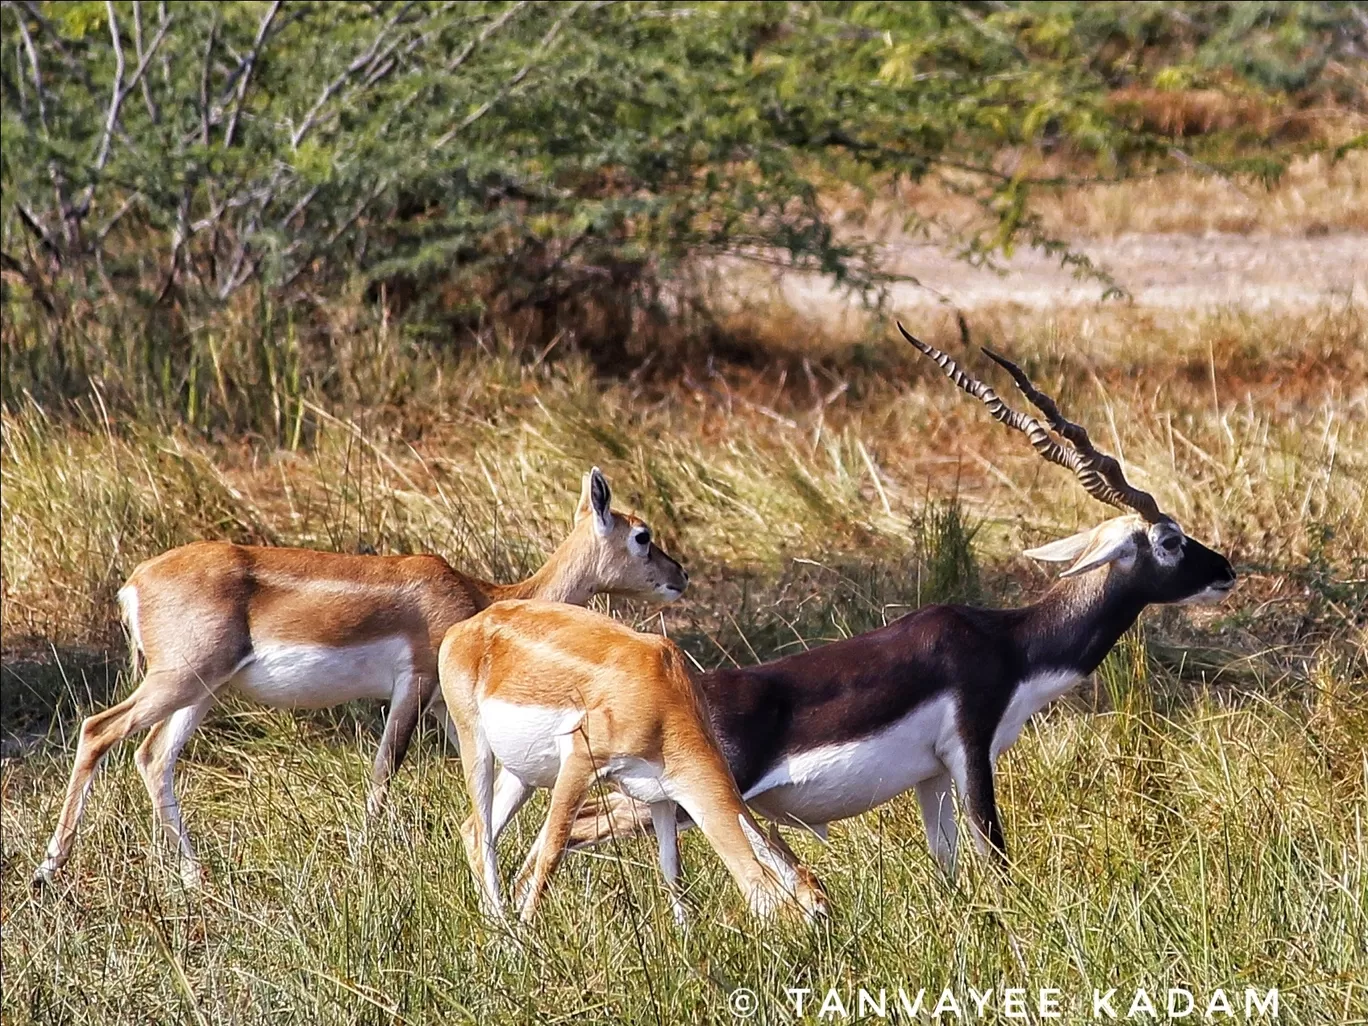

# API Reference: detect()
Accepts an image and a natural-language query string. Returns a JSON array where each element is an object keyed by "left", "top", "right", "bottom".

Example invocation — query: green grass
[
  {"left": 3, "top": 648, "right": 1363, "bottom": 1023},
  {"left": 2, "top": 299, "right": 1366, "bottom": 1024}
]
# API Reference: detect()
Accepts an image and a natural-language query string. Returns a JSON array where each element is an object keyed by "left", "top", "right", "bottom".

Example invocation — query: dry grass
[
  {"left": 1038, "top": 150, "right": 1368, "bottom": 237},
  {"left": 849, "top": 147, "right": 1368, "bottom": 241},
  {"left": 2, "top": 292, "right": 1365, "bottom": 1022}
]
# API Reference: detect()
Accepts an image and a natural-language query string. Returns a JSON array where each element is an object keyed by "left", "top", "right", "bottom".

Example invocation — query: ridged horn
[{"left": 898, "top": 322, "right": 1166, "bottom": 523}]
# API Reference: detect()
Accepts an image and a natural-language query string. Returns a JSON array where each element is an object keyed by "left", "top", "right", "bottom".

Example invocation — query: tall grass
[
  {"left": 2, "top": 635, "right": 1362, "bottom": 1024},
  {"left": 2, "top": 295, "right": 1365, "bottom": 1023}
]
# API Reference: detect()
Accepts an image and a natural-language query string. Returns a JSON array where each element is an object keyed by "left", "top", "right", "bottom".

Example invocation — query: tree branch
[
  {"left": 0, "top": 249, "right": 56, "bottom": 313},
  {"left": 445, "top": 0, "right": 529, "bottom": 73},
  {"left": 17, "top": 1, "right": 94, "bottom": 90},
  {"left": 91, "top": 3, "right": 173, "bottom": 176},
  {"left": 13, "top": 7, "right": 48, "bottom": 134},
  {"left": 199, "top": 13, "right": 218, "bottom": 146},
  {"left": 94, "top": 1, "right": 129, "bottom": 176},
  {"left": 290, "top": 1, "right": 417, "bottom": 149},
  {"left": 131, "top": 2, "right": 159, "bottom": 123},
  {"left": 95, "top": 192, "right": 141, "bottom": 242},
  {"left": 435, "top": 0, "right": 588, "bottom": 150},
  {"left": 224, "top": 0, "right": 283, "bottom": 149}
]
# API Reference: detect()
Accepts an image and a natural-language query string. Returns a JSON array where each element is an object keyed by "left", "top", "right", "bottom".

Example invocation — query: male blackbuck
[
  {"left": 438, "top": 599, "right": 828, "bottom": 923},
  {"left": 34, "top": 469, "right": 688, "bottom": 888},
  {"left": 540, "top": 326, "right": 1237, "bottom": 873}
]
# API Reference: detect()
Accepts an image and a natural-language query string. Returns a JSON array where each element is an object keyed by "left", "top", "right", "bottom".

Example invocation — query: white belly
[
  {"left": 231, "top": 638, "right": 412, "bottom": 709},
  {"left": 479, "top": 699, "right": 584, "bottom": 788},
  {"left": 745, "top": 695, "right": 957, "bottom": 826}
]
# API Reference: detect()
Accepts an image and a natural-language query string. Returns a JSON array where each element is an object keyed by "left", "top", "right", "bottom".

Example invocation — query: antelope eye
[
  {"left": 1160, "top": 534, "right": 1182, "bottom": 553},
  {"left": 633, "top": 531, "right": 651, "bottom": 547}
]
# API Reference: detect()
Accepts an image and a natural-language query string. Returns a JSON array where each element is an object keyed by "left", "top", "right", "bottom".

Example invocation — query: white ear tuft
[{"left": 1058, "top": 530, "right": 1137, "bottom": 578}]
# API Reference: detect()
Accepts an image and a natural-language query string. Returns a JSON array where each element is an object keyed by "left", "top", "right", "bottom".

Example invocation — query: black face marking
[{"left": 1136, "top": 531, "right": 1235, "bottom": 605}]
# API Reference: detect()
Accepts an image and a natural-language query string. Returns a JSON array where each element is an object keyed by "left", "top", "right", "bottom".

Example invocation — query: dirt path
[{"left": 773, "top": 231, "right": 1368, "bottom": 315}]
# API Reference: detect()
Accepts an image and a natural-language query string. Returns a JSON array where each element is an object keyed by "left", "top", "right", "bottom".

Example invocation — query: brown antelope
[
  {"left": 34, "top": 469, "right": 688, "bottom": 888},
  {"left": 530, "top": 326, "right": 1237, "bottom": 876},
  {"left": 437, "top": 599, "right": 828, "bottom": 923}
]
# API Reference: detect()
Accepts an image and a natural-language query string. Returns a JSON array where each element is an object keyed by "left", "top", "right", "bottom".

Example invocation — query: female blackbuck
[
  {"left": 438, "top": 599, "right": 828, "bottom": 923},
  {"left": 542, "top": 326, "right": 1237, "bottom": 873},
  {"left": 34, "top": 469, "right": 688, "bottom": 888}
]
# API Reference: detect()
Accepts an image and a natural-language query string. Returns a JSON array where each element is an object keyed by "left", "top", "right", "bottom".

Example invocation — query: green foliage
[{"left": 1, "top": 1, "right": 1360, "bottom": 413}]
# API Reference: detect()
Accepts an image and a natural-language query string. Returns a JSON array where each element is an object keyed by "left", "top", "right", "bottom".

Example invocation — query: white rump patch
[{"left": 118, "top": 585, "right": 142, "bottom": 655}]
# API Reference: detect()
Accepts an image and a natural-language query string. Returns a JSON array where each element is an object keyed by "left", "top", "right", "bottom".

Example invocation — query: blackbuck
[
  {"left": 34, "top": 469, "right": 688, "bottom": 888},
  {"left": 438, "top": 599, "right": 828, "bottom": 923},
  {"left": 540, "top": 326, "right": 1237, "bottom": 873}
]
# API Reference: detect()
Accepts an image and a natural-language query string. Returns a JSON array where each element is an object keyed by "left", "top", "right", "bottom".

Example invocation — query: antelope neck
[
  {"left": 484, "top": 552, "right": 595, "bottom": 606},
  {"left": 1016, "top": 568, "right": 1149, "bottom": 680}
]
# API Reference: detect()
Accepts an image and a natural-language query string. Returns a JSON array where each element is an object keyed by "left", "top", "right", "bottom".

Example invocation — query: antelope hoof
[
  {"left": 180, "top": 861, "right": 207, "bottom": 890},
  {"left": 31, "top": 860, "right": 61, "bottom": 891},
  {"left": 670, "top": 899, "right": 689, "bottom": 929}
]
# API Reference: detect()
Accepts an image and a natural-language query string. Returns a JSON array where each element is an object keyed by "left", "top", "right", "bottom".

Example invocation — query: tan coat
[{"left": 439, "top": 599, "right": 827, "bottom": 922}]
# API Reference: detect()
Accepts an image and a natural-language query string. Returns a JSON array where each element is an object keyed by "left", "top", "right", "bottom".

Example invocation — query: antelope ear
[
  {"left": 1058, "top": 531, "right": 1137, "bottom": 578},
  {"left": 575, "top": 467, "right": 614, "bottom": 537},
  {"left": 1025, "top": 523, "right": 1137, "bottom": 578},
  {"left": 1023, "top": 529, "right": 1096, "bottom": 564}
]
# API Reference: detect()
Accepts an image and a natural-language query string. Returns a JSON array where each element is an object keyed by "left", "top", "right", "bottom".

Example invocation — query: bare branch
[
  {"left": 157, "top": 2, "right": 170, "bottom": 86},
  {"left": 224, "top": 0, "right": 283, "bottom": 149},
  {"left": 131, "top": 2, "right": 159, "bottom": 123},
  {"left": 95, "top": 193, "right": 141, "bottom": 242},
  {"left": 0, "top": 249, "right": 56, "bottom": 314},
  {"left": 18, "top": 1, "right": 92, "bottom": 89},
  {"left": 8, "top": 42, "right": 26, "bottom": 118},
  {"left": 12, "top": 13, "right": 80, "bottom": 248},
  {"left": 290, "top": 2, "right": 417, "bottom": 149},
  {"left": 14, "top": 202, "right": 60, "bottom": 264},
  {"left": 435, "top": 1, "right": 588, "bottom": 150},
  {"left": 199, "top": 13, "right": 218, "bottom": 146},
  {"left": 279, "top": 185, "right": 320, "bottom": 231},
  {"left": 95, "top": 1, "right": 128, "bottom": 175},
  {"left": 64, "top": 4, "right": 175, "bottom": 237},
  {"left": 93, "top": 4, "right": 173, "bottom": 174},
  {"left": 445, "top": 0, "right": 529, "bottom": 73},
  {"left": 362, "top": 4, "right": 461, "bottom": 89},
  {"left": 280, "top": 171, "right": 388, "bottom": 290},
  {"left": 13, "top": 7, "right": 48, "bottom": 134}
]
